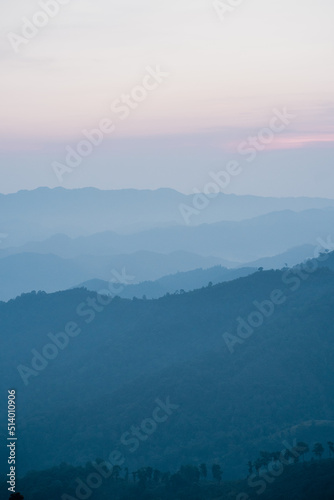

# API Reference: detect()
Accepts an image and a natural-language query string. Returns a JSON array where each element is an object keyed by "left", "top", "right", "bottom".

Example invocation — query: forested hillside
[
  {"left": 2, "top": 458, "right": 334, "bottom": 500},
  {"left": 1, "top": 257, "right": 334, "bottom": 478}
]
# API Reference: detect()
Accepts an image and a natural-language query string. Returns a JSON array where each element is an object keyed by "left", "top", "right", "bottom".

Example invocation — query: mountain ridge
[
  {"left": 1, "top": 262, "right": 334, "bottom": 477},
  {"left": 2, "top": 187, "right": 334, "bottom": 247}
]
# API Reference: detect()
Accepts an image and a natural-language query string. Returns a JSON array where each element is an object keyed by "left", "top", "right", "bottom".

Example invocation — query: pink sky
[{"left": 0, "top": 0, "right": 333, "bottom": 196}]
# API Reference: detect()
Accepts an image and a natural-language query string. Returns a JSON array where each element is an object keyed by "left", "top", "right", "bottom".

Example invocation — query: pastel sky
[{"left": 0, "top": 0, "right": 333, "bottom": 196}]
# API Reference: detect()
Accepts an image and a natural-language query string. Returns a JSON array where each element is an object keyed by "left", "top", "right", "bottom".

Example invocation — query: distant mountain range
[
  {"left": 243, "top": 243, "right": 317, "bottom": 270},
  {"left": 1, "top": 187, "right": 334, "bottom": 246},
  {"left": 2, "top": 207, "right": 333, "bottom": 262},
  {"left": 76, "top": 265, "right": 257, "bottom": 299},
  {"left": 0, "top": 242, "right": 325, "bottom": 302},
  {"left": 0, "top": 251, "right": 228, "bottom": 302},
  {"left": 0, "top": 228, "right": 329, "bottom": 303},
  {"left": 72, "top": 243, "right": 331, "bottom": 299}
]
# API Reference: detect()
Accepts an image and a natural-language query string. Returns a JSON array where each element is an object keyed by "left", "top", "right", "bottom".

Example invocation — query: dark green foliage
[
  {"left": 211, "top": 464, "right": 223, "bottom": 482},
  {"left": 2, "top": 459, "right": 334, "bottom": 500},
  {"left": 199, "top": 463, "right": 207, "bottom": 479},
  {"left": 1, "top": 265, "right": 334, "bottom": 478},
  {"left": 313, "top": 443, "right": 325, "bottom": 459}
]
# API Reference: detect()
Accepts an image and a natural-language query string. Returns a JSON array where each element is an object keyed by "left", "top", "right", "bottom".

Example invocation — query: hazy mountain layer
[
  {"left": 2, "top": 208, "right": 333, "bottom": 261},
  {"left": 0, "top": 251, "right": 228, "bottom": 302},
  {"left": 77, "top": 265, "right": 257, "bottom": 299},
  {"left": 2, "top": 187, "right": 334, "bottom": 246}
]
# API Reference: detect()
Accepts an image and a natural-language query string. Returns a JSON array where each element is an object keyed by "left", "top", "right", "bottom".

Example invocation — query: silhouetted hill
[
  {"left": 1, "top": 257, "right": 334, "bottom": 477},
  {"left": 77, "top": 265, "right": 257, "bottom": 299},
  {"left": 242, "top": 244, "right": 316, "bottom": 270},
  {"left": 0, "top": 251, "right": 227, "bottom": 301},
  {"left": 307, "top": 247, "right": 334, "bottom": 272}
]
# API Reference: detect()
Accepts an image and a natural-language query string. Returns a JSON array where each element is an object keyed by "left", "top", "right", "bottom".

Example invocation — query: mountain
[
  {"left": 77, "top": 265, "right": 257, "bottom": 299},
  {"left": 3, "top": 208, "right": 333, "bottom": 261},
  {"left": 249, "top": 244, "right": 334, "bottom": 275},
  {"left": 0, "top": 251, "right": 227, "bottom": 302},
  {"left": 306, "top": 246, "right": 334, "bottom": 272},
  {"left": 1, "top": 187, "right": 334, "bottom": 247},
  {"left": 0, "top": 253, "right": 88, "bottom": 302},
  {"left": 1, "top": 256, "right": 334, "bottom": 478},
  {"left": 242, "top": 244, "right": 317, "bottom": 270}
]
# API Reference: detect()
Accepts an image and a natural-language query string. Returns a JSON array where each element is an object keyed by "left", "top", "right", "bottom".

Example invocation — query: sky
[{"left": 0, "top": 0, "right": 333, "bottom": 197}]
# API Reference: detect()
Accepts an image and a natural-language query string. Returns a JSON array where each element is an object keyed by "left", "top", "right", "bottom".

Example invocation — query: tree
[
  {"left": 137, "top": 468, "right": 148, "bottom": 489},
  {"left": 212, "top": 464, "right": 223, "bottom": 483},
  {"left": 146, "top": 466, "right": 153, "bottom": 481},
  {"left": 271, "top": 451, "right": 281, "bottom": 462},
  {"left": 270, "top": 452, "right": 282, "bottom": 472},
  {"left": 254, "top": 455, "right": 269, "bottom": 473},
  {"left": 328, "top": 441, "right": 334, "bottom": 458},
  {"left": 313, "top": 443, "right": 324, "bottom": 460},
  {"left": 179, "top": 465, "right": 200, "bottom": 483},
  {"left": 153, "top": 469, "right": 161, "bottom": 483},
  {"left": 247, "top": 461, "right": 253, "bottom": 476},
  {"left": 199, "top": 463, "right": 207, "bottom": 479},
  {"left": 259, "top": 451, "right": 271, "bottom": 468},
  {"left": 254, "top": 458, "right": 262, "bottom": 474},
  {"left": 161, "top": 471, "right": 170, "bottom": 485},
  {"left": 112, "top": 465, "right": 121, "bottom": 480},
  {"left": 9, "top": 494, "right": 24, "bottom": 500},
  {"left": 297, "top": 442, "right": 309, "bottom": 462}
]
